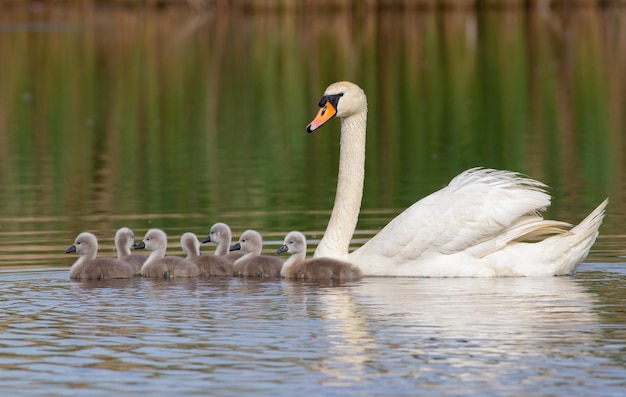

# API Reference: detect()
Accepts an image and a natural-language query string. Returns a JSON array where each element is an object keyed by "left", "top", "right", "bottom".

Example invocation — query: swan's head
[
  {"left": 66, "top": 232, "right": 99, "bottom": 255},
  {"left": 180, "top": 232, "right": 200, "bottom": 256},
  {"left": 135, "top": 228, "right": 167, "bottom": 251},
  {"left": 276, "top": 231, "right": 307, "bottom": 255},
  {"left": 306, "top": 81, "right": 367, "bottom": 133}
]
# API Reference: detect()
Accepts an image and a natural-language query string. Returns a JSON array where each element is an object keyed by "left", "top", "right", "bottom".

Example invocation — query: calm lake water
[
  {"left": 0, "top": 3, "right": 625, "bottom": 396},
  {"left": 0, "top": 264, "right": 625, "bottom": 396}
]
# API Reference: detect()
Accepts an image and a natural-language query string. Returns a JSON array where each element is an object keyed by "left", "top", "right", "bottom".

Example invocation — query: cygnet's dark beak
[
  {"left": 276, "top": 245, "right": 288, "bottom": 255},
  {"left": 133, "top": 242, "right": 146, "bottom": 250},
  {"left": 202, "top": 235, "right": 211, "bottom": 244},
  {"left": 65, "top": 245, "right": 76, "bottom": 254},
  {"left": 230, "top": 243, "right": 241, "bottom": 251}
]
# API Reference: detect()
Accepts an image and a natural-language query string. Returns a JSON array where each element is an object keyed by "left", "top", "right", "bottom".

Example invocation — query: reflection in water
[
  {"left": 0, "top": 269, "right": 625, "bottom": 395},
  {"left": 280, "top": 280, "right": 378, "bottom": 385},
  {"left": 278, "top": 272, "right": 626, "bottom": 395}
]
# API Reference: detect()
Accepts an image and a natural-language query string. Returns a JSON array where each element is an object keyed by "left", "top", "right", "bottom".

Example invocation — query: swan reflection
[{"left": 282, "top": 276, "right": 599, "bottom": 385}]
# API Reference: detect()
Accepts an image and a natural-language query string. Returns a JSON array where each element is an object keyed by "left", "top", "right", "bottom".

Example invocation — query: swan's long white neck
[{"left": 314, "top": 110, "right": 366, "bottom": 260}]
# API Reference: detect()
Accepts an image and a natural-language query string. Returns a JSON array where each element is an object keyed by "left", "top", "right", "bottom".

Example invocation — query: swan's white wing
[{"left": 351, "top": 168, "right": 554, "bottom": 264}]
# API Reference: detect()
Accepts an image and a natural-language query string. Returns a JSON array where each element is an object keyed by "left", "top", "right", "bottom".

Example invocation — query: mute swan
[
  {"left": 201, "top": 222, "right": 245, "bottom": 262},
  {"left": 114, "top": 227, "right": 147, "bottom": 276},
  {"left": 134, "top": 229, "right": 200, "bottom": 278},
  {"left": 180, "top": 232, "right": 234, "bottom": 276},
  {"left": 277, "top": 231, "right": 363, "bottom": 280},
  {"left": 66, "top": 232, "right": 134, "bottom": 280},
  {"left": 306, "top": 81, "right": 608, "bottom": 277},
  {"left": 230, "top": 230, "right": 283, "bottom": 278}
]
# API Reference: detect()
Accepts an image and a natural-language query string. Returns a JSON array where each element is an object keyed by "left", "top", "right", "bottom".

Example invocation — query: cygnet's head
[
  {"left": 203, "top": 222, "right": 232, "bottom": 245},
  {"left": 180, "top": 232, "right": 200, "bottom": 256},
  {"left": 135, "top": 228, "right": 168, "bottom": 252},
  {"left": 115, "top": 227, "right": 136, "bottom": 249},
  {"left": 276, "top": 231, "right": 307, "bottom": 255},
  {"left": 231, "top": 229, "right": 263, "bottom": 255},
  {"left": 66, "top": 232, "right": 99, "bottom": 256}
]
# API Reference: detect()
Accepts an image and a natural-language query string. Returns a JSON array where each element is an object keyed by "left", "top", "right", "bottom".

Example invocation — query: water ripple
[{"left": 0, "top": 266, "right": 624, "bottom": 396}]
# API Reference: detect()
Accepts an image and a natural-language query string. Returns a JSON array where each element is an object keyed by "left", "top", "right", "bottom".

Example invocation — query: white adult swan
[{"left": 306, "top": 81, "right": 608, "bottom": 277}]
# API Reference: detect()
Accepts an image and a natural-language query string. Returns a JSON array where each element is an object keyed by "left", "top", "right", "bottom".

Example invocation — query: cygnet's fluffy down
[
  {"left": 201, "top": 222, "right": 245, "bottom": 262},
  {"left": 66, "top": 232, "right": 134, "bottom": 280},
  {"left": 114, "top": 227, "right": 147, "bottom": 276},
  {"left": 231, "top": 230, "right": 283, "bottom": 278},
  {"left": 180, "top": 232, "right": 234, "bottom": 276},
  {"left": 135, "top": 229, "right": 200, "bottom": 278},
  {"left": 277, "top": 231, "right": 362, "bottom": 280}
]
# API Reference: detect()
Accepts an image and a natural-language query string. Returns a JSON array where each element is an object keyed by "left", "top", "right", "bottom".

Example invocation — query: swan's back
[
  {"left": 115, "top": 227, "right": 146, "bottom": 276},
  {"left": 354, "top": 169, "right": 552, "bottom": 260},
  {"left": 349, "top": 169, "right": 608, "bottom": 277},
  {"left": 278, "top": 231, "right": 362, "bottom": 280},
  {"left": 181, "top": 232, "right": 233, "bottom": 276},
  {"left": 66, "top": 232, "right": 133, "bottom": 280},
  {"left": 137, "top": 229, "right": 200, "bottom": 278},
  {"left": 232, "top": 230, "right": 283, "bottom": 278}
]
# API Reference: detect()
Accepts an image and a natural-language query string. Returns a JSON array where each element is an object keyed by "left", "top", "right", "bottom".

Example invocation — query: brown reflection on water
[{"left": 0, "top": 6, "right": 624, "bottom": 268}]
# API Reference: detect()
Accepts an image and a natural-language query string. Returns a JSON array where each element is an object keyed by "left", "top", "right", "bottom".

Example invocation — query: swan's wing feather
[{"left": 352, "top": 168, "right": 553, "bottom": 262}]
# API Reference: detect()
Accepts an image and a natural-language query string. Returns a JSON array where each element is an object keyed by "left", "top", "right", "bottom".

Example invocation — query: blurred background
[{"left": 0, "top": 0, "right": 624, "bottom": 268}]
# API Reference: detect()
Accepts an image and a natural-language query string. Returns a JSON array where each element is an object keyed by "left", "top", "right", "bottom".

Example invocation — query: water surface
[
  {"left": 0, "top": 5, "right": 625, "bottom": 395},
  {"left": 0, "top": 264, "right": 625, "bottom": 396}
]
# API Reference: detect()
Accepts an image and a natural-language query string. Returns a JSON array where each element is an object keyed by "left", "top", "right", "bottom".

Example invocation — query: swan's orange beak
[{"left": 306, "top": 101, "right": 337, "bottom": 133}]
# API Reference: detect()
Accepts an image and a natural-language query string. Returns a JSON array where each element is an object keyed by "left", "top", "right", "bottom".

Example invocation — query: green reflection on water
[{"left": 0, "top": 6, "right": 623, "bottom": 267}]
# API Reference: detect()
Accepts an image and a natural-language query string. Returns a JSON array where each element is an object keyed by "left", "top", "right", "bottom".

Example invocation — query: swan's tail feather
[
  {"left": 515, "top": 220, "right": 572, "bottom": 242},
  {"left": 467, "top": 219, "right": 572, "bottom": 258},
  {"left": 554, "top": 198, "right": 608, "bottom": 275}
]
